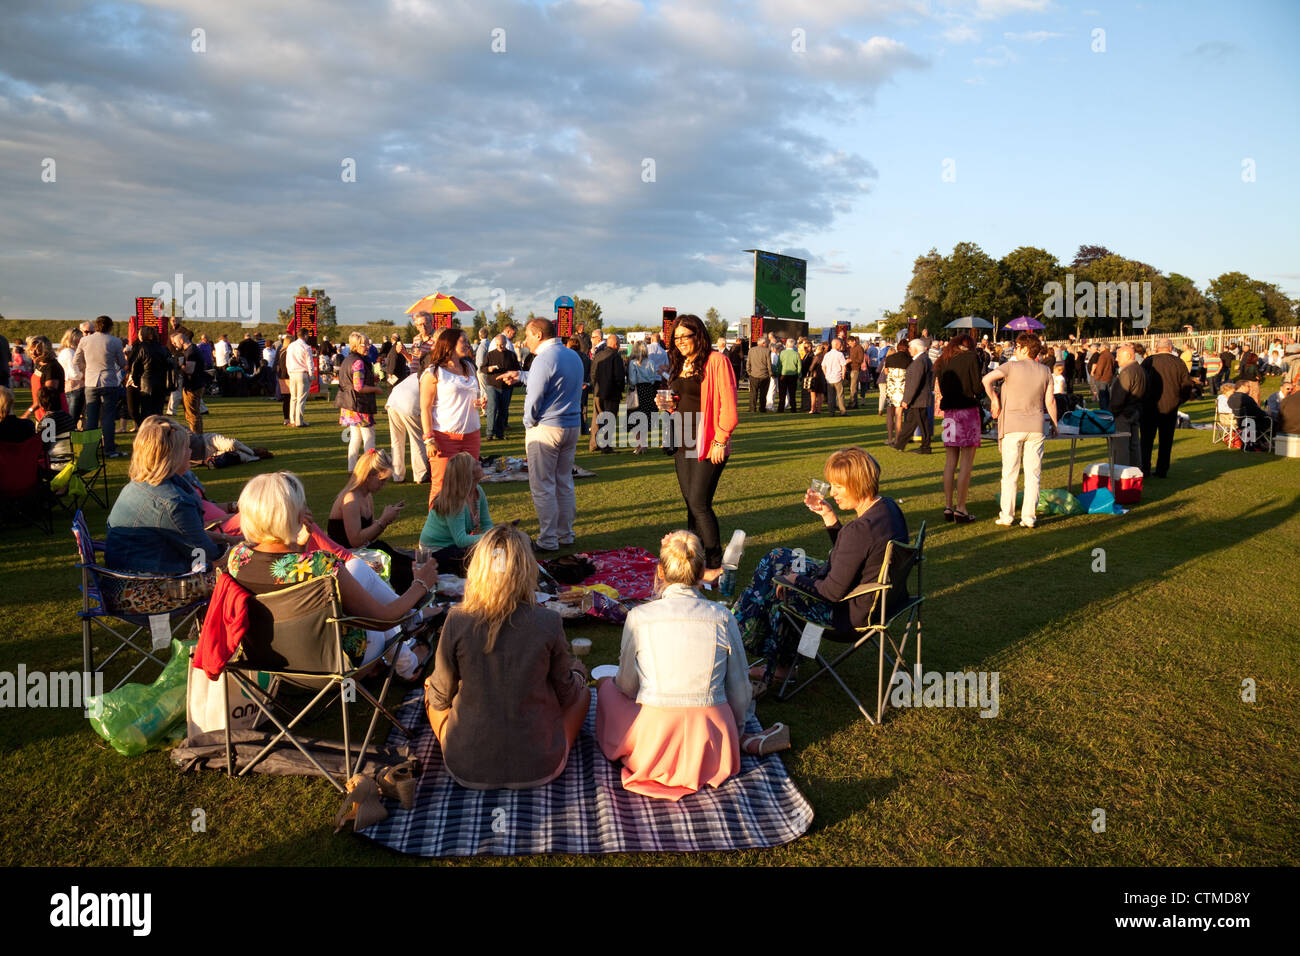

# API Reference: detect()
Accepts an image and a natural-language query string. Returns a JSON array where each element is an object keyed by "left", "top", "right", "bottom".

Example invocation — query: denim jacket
[
  {"left": 613, "top": 583, "right": 752, "bottom": 729},
  {"left": 105, "top": 476, "right": 222, "bottom": 575}
]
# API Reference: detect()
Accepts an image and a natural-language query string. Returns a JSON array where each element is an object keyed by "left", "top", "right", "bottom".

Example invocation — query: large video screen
[{"left": 750, "top": 250, "right": 806, "bottom": 319}]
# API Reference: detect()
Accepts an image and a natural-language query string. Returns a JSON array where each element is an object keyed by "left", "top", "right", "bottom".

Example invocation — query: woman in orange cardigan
[{"left": 655, "top": 314, "right": 738, "bottom": 580}]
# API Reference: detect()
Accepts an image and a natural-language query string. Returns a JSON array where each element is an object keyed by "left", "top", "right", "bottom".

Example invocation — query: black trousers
[
  {"left": 1141, "top": 409, "right": 1177, "bottom": 476},
  {"left": 137, "top": 392, "right": 166, "bottom": 421},
  {"left": 778, "top": 375, "right": 798, "bottom": 412},
  {"left": 750, "top": 377, "right": 769, "bottom": 412},
  {"left": 892, "top": 405, "right": 932, "bottom": 451},
  {"left": 674, "top": 451, "right": 727, "bottom": 568}
]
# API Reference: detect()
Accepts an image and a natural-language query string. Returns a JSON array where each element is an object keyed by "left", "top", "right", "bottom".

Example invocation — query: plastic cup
[{"left": 571, "top": 638, "right": 592, "bottom": 657}]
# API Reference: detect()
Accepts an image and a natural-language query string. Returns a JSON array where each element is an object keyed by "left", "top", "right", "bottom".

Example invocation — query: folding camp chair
[
  {"left": 1213, "top": 411, "right": 1273, "bottom": 452},
  {"left": 61, "top": 428, "right": 110, "bottom": 511},
  {"left": 220, "top": 572, "right": 420, "bottom": 792},
  {"left": 771, "top": 521, "right": 926, "bottom": 725},
  {"left": 71, "top": 510, "right": 212, "bottom": 690},
  {"left": 0, "top": 435, "right": 54, "bottom": 534}
]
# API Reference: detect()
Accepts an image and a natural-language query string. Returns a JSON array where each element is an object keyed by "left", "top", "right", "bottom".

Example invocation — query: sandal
[
  {"left": 943, "top": 507, "right": 954, "bottom": 522},
  {"left": 334, "top": 774, "right": 389, "bottom": 833},
  {"left": 742, "top": 723, "right": 791, "bottom": 756},
  {"left": 374, "top": 758, "right": 420, "bottom": 810},
  {"left": 953, "top": 510, "right": 975, "bottom": 523}
]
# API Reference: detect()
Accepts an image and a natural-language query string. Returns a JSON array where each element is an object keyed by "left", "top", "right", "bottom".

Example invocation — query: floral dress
[
  {"left": 732, "top": 547, "right": 835, "bottom": 678},
  {"left": 225, "top": 544, "right": 369, "bottom": 662},
  {"left": 338, "top": 358, "right": 374, "bottom": 428}
]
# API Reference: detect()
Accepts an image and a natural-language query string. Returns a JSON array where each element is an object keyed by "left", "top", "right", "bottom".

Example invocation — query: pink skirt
[
  {"left": 596, "top": 681, "right": 741, "bottom": 801},
  {"left": 941, "top": 406, "right": 982, "bottom": 448}
]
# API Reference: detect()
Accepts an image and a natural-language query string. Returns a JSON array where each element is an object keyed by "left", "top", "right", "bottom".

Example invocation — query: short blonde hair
[
  {"left": 239, "top": 472, "right": 307, "bottom": 546},
  {"left": 658, "top": 531, "right": 705, "bottom": 587},
  {"left": 128, "top": 416, "right": 191, "bottom": 485},
  {"left": 458, "top": 524, "right": 538, "bottom": 654},
  {"left": 348, "top": 331, "right": 368, "bottom": 352},
  {"left": 0, "top": 386, "right": 13, "bottom": 419},
  {"left": 824, "top": 446, "right": 881, "bottom": 501}
]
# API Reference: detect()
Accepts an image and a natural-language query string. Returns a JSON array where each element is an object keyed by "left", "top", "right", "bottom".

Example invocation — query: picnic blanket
[
  {"left": 577, "top": 547, "right": 658, "bottom": 602},
  {"left": 357, "top": 689, "right": 814, "bottom": 857},
  {"left": 480, "top": 456, "right": 596, "bottom": 484}
]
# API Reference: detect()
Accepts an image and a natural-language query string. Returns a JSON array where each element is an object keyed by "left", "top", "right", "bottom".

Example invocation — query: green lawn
[{"left": 1, "top": 383, "right": 1297, "bottom": 866}]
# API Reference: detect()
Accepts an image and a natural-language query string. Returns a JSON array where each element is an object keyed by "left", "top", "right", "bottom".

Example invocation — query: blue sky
[{"left": 0, "top": 0, "right": 1296, "bottom": 327}]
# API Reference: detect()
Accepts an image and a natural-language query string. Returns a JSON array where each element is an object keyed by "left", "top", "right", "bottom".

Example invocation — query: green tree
[
  {"left": 1208, "top": 272, "right": 1267, "bottom": 328},
  {"left": 1072, "top": 245, "right": 1117, "bottom": 268},
  {"left": 1076, "top": 255, "right": 1159, "bottom": 337},
  {"left": 1156, "top": 273, "right": 1217, "bottom": 332},
  {"left": 1000, "top": 246, "right": 1062, "bottom": 325},
  {"left": 575, "top": 298, "right": 602, "bottom": 332},
  {"left": 901, "top": 248, "right": 945, "bottom": 330},
  {"left": 940, "top": 241, "right": 1000, "bottom": 326}
]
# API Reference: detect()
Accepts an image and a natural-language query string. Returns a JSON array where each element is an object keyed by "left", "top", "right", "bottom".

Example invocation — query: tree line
[{"left": 883, "top": 243, "right": 1296, "bottom": 339}]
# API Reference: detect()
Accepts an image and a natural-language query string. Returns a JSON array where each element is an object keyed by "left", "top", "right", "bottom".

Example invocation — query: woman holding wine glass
[
  {"left": 419, "top": 327, "right": 483, "bottom": 504},
  {"left": 655, "top": 313, "right": 738, "bottom": 581}
]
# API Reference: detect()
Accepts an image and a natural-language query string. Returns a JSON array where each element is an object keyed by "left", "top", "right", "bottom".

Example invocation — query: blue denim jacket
[
  {"left": 105, "top": 476, "right": 221, "bottom": 575},
  {"left": 613, "top": 583, "right": 752, "bottom": 729}
]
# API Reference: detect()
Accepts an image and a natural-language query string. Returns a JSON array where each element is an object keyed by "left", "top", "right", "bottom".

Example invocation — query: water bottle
[{"left": 721, "top": 529, "right": 746, "bottom": 568}]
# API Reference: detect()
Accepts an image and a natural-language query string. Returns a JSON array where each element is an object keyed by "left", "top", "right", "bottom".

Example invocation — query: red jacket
[
  {"left": 697, "top": 351, "right": 738, "bottom": 461},
  {"left": 193, "top": 572, "right": 250, "bottom": 679}
]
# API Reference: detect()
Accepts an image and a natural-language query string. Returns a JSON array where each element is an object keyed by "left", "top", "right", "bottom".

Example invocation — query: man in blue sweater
[{"left": 500, "top": 318, "right": 584, "bottom": 552}]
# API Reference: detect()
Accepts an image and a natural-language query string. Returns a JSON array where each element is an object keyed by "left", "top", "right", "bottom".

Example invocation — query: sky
[{"left": 1, "top": 0, "right": 1297, "bottom": 328}]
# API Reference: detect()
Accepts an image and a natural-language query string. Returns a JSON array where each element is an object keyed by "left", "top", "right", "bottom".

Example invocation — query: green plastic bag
[
  {"left": 1016, "top": 488, "right": 1085, "bottom": 516},
  {"left": 87, "top": 639, "right": 193, "bottom": 757}
]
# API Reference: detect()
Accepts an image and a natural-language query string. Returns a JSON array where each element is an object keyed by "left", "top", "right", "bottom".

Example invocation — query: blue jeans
[
  {"left": 84, "top": 385, "right": 123, "bottom": 453},
  {"left": 67, "top": 388, "right": 85, "bottom": 428},
  {"left": 494, "top": 384, "right": 513, "bottom": 439}
]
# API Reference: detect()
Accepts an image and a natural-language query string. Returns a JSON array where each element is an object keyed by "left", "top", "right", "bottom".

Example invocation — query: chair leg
[{"left": 229, "top": 674, "right": 347, "bottom": 792}]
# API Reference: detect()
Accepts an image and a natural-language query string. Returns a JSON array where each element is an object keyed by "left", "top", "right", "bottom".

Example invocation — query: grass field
[{"left": 1, "top": 381, "right": 1297, "bottom": 866}]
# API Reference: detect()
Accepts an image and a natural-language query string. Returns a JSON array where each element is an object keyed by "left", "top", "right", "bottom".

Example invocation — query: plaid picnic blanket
[{"left": 358, "top": 689, "right": 814, "bottom": 857}]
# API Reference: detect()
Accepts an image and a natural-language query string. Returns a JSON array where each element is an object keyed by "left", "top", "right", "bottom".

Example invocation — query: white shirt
[
  {"left": 286, "top": 338, "right": 313, "bottom": 375},
  {"left": 424, "top": 364, "right": 481, "bottom": 433},
  {"left": 262, "top": 345, "right": 276, "bottom": 366},
  {"left": 821, "top": 349, "right": 846, "bottom": 384},
  {"left": 214, "top": 340, "right": 232, "bottom": 367},
  {"left": 386, "top": 370, "right": 422, "bottom": 419},
  {"left": 58, "top": 346, "right": 82, "bottom": 390}
]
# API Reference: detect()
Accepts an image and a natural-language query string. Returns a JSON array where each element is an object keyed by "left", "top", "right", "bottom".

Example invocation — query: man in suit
[
  {"left": 746, "top": 337, "right": 771, "bottom": 412},
  {"left": 1141, "top": 338, "right": 1194, "bottom": 478},
  {"left": 891, "top": 338, "right": 933, "bottom": 454},
  {"left": 589, "top": 333, "right": 625, "bottom": 452}
]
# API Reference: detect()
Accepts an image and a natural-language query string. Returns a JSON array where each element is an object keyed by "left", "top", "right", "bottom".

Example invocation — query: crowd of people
[{"left": 4, "top": 311, "right": 1295, "bottom": 813}]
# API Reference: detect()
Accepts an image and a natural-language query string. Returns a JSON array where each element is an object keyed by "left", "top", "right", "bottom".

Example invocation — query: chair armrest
[{"left": 841, "top": 582, "right": 890, "bottom": 602}]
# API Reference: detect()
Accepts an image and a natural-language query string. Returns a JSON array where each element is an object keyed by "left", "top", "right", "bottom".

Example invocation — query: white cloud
[{"left": 1003, "top": 30, "right": 1065, "bottom": 42}]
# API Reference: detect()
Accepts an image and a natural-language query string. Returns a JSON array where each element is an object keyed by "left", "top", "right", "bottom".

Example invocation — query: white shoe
[
  {"left": 995, "top": 516, "right": 1015, "bottom": 527},
  {"left": 1021, "top": 519, "right": 1036, "bottom": 528}
]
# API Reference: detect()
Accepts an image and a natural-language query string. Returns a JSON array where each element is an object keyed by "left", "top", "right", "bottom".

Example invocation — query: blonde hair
[
  {"left": 239, "top": 472, "right": 307, "bottom": 546},
  {"left": 128, "top": 416, "right": 191, "bottom": 485},
  {"left": 60, "top": 328, "right": 82, "bottom": 351},
  {"left": 433, "top": 452, "right": 477, "bottom": 517},
  {"left": 458, "top": 524, "right": 538, "bottom": 653},
  {"left": 824, "top": 446, "right": 881, "bottom": 501},
  {"left": 0, "top": 386, "right": 12, "bottom": 419},
  {"left": 29, "top": 336, "right": 53, "bottom": 365},
  {"left": 338, "top": 447, "right": 393, "bottom": 499},
  {"left": 658, "top": 531, "right": 705, "bottom": 588},
  {"left": 348, "top": 331, "right": 368, "bottom": 352}
]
